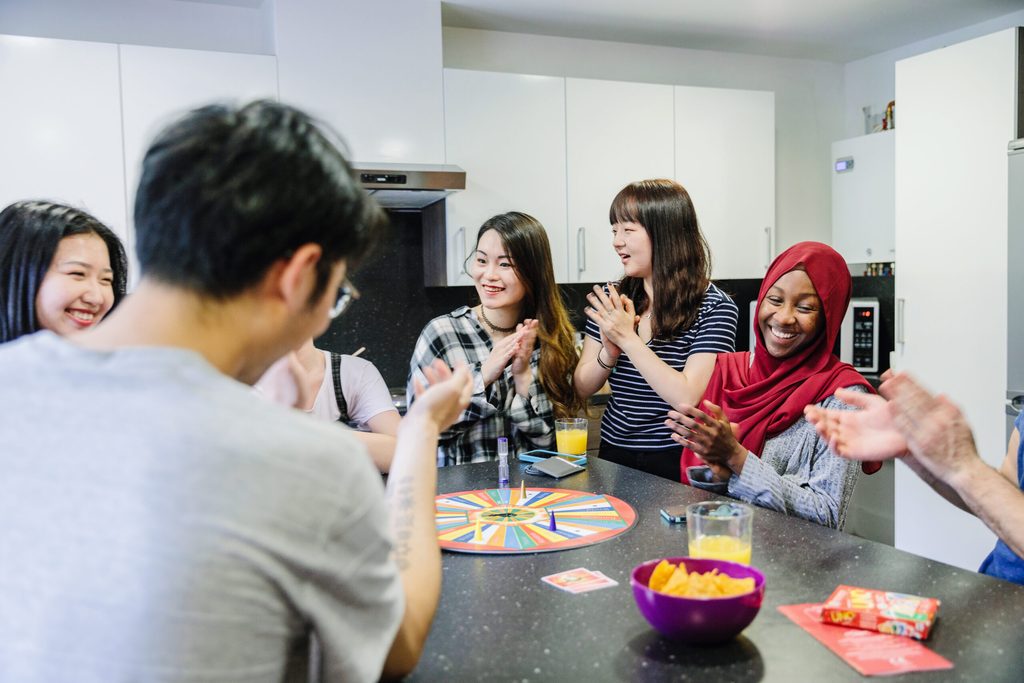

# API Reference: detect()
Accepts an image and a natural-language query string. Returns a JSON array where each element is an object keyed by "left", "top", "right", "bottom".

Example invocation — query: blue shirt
[{"left": 977, "top": 410, "right": 1024, "bottom": 585}]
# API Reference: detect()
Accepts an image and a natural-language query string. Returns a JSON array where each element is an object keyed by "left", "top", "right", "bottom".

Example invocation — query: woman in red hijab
[{"left": 666, "top": 241, "right": 878, "bottom": 529}]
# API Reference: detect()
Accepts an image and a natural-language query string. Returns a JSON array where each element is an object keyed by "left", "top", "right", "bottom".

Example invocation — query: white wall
[
  {"left": 843, "top": 8, "right": 1024, "bottom": 138},
  {"left": 443, "top": 27, "right": 843, "bottom": 254},
  {"left": 0, "top": 0, "right": 274, "bottom": 55}
]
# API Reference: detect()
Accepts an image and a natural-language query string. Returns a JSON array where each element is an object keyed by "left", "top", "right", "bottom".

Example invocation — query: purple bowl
[{"left": 630, "top": 557, "right": 765, "bottom": 644}]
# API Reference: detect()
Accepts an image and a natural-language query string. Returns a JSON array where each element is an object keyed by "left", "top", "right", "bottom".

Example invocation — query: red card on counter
[{"left": 778, "top": 604, "right": 953, "bottom": 677}]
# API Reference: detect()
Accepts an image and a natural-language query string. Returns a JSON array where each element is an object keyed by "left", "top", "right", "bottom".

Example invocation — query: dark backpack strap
[{"left": 330, "top": 352, "right": 350, "bottom": 423}]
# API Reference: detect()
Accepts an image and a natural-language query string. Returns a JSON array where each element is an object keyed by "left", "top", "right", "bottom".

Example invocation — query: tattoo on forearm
[{"left": 389, "top": 475, "right": 416, "bottom": 571}]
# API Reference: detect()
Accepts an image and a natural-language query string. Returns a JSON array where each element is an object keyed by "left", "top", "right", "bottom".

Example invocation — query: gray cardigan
[{"left": 692, "top": 386, "right": 866, "bottom": 529}]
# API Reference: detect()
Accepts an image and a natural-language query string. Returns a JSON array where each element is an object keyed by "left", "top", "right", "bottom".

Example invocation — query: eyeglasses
[{"left": 329, "top": 279, "right": 360, "bottom": 319}]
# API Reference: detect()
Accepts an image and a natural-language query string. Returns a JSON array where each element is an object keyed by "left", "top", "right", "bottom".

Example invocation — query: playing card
[{"left": 542, "top": 568, "right": 619, "bottom": 593}]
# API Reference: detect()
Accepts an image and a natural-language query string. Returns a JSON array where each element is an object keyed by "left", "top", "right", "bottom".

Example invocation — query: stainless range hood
[{"left": 354, "top": 162, "right": 466, "bottom": 210}]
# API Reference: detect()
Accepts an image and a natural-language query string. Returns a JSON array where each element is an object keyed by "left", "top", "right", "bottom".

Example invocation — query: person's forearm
[
  {"left": 353, "top": 431, "right": 397, "bottom": 473},
  {"left": 573, "top": 357, "right": 610, "bottom": 399},
  {"left": 619, "top": 339, "right": 703, "bottom": 408},
  {"left": 381, "top": 414, "right": 442, "bottom": 679},
  {"left": 368, "top": 411, "right": 402, "bottom": 438},
  {"left": 900, "top": 454, "right": 972, "bottom": 513},
  {"left": 513, "top": 364, "right": 533, "bottom": 398},
  {"left": 947, "top": 457, "right": 1024, "bottom": 559}
]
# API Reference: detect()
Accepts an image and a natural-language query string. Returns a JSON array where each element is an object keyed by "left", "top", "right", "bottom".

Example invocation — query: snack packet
[{"left": 820, "top": 585, "right": 940, "bottom": 640}]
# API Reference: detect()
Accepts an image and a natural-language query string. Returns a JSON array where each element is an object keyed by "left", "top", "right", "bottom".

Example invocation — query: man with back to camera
[{"left": 0, "top": 100, "right": 472, "bottom": 681}]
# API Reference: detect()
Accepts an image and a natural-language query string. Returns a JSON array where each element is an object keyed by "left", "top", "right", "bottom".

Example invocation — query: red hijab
[{"left": 680, "top": 241, "right": 879, "bottom": 483}]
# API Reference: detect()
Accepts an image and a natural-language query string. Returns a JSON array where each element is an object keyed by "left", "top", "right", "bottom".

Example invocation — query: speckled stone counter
[{"left": 409, "top": 458, "right": 1024, "bottom": 682}]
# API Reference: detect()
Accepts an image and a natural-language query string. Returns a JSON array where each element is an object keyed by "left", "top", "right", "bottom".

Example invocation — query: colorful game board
[{"left": 435, "top": 487, "right": 637, "bottom": 554}]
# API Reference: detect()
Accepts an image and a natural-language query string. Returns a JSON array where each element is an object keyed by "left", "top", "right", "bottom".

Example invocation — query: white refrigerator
[{"left": 1007, "top": 140, "right": 1024, "bottom": 437}]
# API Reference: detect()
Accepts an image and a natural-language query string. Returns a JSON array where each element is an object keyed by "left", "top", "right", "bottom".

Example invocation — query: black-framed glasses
[{"left": 329, "top": 279, "right": 360, "bottom": 319}]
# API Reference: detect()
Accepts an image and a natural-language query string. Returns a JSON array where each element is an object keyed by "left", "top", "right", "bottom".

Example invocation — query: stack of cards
[{"left": 541, "top": 567, "right": 619, "bottom": 594}]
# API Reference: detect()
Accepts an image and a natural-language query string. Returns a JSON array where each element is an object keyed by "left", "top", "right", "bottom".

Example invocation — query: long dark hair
[
  {"left": 609, "top": 179, "right": 711, "bottom": 337},
  {"left": 0, "top": 200, "right": 128, "bottom": 343},
  {"left": 474, "top": 212, "right": 584, "bottom": 419}
]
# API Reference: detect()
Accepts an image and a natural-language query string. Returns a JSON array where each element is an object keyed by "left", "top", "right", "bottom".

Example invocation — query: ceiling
[{"left": 441, "top": 0, "right": 1024, "bottom": 62}]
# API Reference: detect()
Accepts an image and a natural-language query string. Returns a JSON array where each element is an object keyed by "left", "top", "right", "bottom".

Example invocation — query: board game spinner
[{"left": 435, "top": 487, "right": 637, "bottom": 554}]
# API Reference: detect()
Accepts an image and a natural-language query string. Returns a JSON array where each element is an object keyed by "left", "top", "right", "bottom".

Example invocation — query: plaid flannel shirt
[{"left": 407, "top": 306, "right": 554, "bottom": 466}]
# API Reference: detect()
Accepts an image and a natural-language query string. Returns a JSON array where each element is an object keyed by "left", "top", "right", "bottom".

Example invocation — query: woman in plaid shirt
[{"left": 407, "top": 212, "right": 583, "bottom": 465}]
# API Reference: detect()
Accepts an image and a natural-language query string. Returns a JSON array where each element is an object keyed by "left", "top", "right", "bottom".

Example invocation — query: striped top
[{"left": 585, "top": 283, "right": 738, "bottom": 450}]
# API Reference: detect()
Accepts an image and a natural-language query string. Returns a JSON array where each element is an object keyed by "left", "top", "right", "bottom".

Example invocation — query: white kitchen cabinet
[
  {"left": 120, "top": 44, "right": 278, "bottom": 266},
  {"left": 443, "top": 69, "right": 568, "bottom": 286},
  {"left": 674, "top": 86, "right": 775, "bottom": 279},
  {"left": 566, "top": 78, "right": 675, "bottom": 284},
  {"left": 0, "top": 35, "right": 127, "bottom": 244},
  {"left": 441, "top": 72, "right": 775, "bottom": 286},
  {"left": 831, "top": 130, "right": 895, "bottom": 264},
  {"left": 894, "top": 27, "right": 1018, "bottom": 570}
]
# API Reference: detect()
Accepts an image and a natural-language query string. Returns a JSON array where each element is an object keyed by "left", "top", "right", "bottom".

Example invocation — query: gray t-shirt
[{"left": 0, "top": 332, "right": 403, "bottom": 683}]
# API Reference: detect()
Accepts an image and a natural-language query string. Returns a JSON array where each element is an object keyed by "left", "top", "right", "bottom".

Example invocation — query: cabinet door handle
[
  {"left": 764, "top": 226, "right": 774, "bottom": 270},
  {"left": 455, "top": 226, "right": 466, "bottom": 282},
  {"left": 896, "top": 297, "right": 905, "bottom": 344},
  {"left": 577, "top": 227, "right": 586, "bottom": 277}
]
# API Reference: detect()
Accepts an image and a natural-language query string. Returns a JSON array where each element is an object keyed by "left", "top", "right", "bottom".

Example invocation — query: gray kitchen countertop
[{"left": 409, "top": 458, "right": 1024, "bottom": 681}]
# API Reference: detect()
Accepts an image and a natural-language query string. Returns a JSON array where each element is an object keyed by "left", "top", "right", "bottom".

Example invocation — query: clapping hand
[
  {"left": 585, "top": 283, "right": 640, "bottom": 353},
  {"left": 666, "top": 401, "right": 746, "bottom": 480},
  {"left": 510, "top": 319, "right": 540, "bottom": 396},
  {"left": 480, "top": 329, "right": 525, "bottom": 386},
  {"left": 880, "top": 373, "right": 981, "bottom": 483},
  {"left": 510, "top": 319, "right": 539, "bottom": 375},
  {"left": 804, "top": 389, "right": 908, "bottom": 460},
  {"left": 410, "top": 360, "right": 474, "bottom": 432}
]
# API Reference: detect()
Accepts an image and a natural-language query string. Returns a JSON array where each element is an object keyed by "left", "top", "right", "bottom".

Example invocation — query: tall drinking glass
[
  {"left": 555, "top": 418, "right": 588, "bottom": 456},
  {"left": 687, "top": 501, "right": 753, "bottom": 565}
]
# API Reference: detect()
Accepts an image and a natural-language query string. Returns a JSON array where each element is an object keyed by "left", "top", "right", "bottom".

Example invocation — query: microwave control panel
[
  {"left": 851, "top": 306, "right": 876, "bottom": 369},
  {"left": 839, "top": 298, "right": 880, "bottom": 373}
]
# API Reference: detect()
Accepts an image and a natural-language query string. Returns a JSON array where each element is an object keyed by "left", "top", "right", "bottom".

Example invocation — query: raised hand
[
  {"left": 480, "top": 329, "right": 523, "bottom": 386},
  {"left": 410, "top": 360, "right": 474, "bottom": 432},
  {"left": 882, "top": 373, "right": 981, "bottom": 483},
  {"left": 510, "top": 319, "right": 540, "bottom": 397},
  {"left": 585, "top": 283, "right": 639, "bottom": 352},
  {"left": 804, "top": 389, "right": 908, "bottom": 460},
  {"left": 666, "top": 400, "right": 746, "bottom": 478},
  {"left": 510, "top": 319, "right": 539, "bottom": 376}
]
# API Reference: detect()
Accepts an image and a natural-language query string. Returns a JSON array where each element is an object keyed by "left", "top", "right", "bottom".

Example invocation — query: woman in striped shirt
[
  {"left": 408, "top": 212, "right": 583, "bottom": 465},
  {"left": 574, "top": 179, "right": 738, "bottom": 480}
]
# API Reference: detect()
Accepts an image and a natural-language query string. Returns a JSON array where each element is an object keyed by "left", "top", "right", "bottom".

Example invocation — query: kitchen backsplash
[{"left": 316, "top": 210, "right": 894, "bottom": 388}]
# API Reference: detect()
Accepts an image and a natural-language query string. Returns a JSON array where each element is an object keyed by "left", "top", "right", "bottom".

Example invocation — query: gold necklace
[{"left": 478, "top": 305, "right": 517, "bottom": 334}]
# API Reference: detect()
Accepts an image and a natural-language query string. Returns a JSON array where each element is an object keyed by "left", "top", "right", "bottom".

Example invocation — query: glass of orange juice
[
  {"left": 555, "top": 418, "right": 588, "bottom": 456},
  {"left": 686, "top": 501, "right": 753, "bottom": 565}
]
